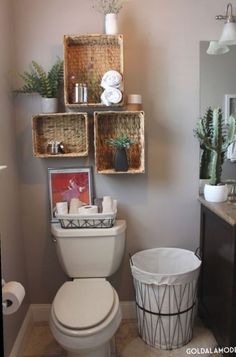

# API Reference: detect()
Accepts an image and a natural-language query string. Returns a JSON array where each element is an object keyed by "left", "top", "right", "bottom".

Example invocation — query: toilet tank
[{"left": 51, "top": 220, "right": 126, "bottom": 278}]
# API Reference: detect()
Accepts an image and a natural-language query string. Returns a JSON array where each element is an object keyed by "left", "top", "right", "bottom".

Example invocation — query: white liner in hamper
[{"left": 55, "top": 210, "right": 117, "bottom": 229}]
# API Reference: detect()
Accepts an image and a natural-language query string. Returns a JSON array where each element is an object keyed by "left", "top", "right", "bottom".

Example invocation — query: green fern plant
[
  {"left": 15, "top": 58, "right": 63, "bottom": 98},
  {"left": 106, "top": 135, "right": 134, "bottom": 149}
]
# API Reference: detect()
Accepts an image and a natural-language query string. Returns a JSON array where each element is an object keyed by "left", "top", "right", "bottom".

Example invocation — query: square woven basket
[
  {"left": 94, "top": 111, "right": 145, "bottom": 174},
  {"left": 32, "top": 112, "right": 88, "bottom": 157},
  {"left": 64, "top": 34, "right": 124, "bottom": 108}
]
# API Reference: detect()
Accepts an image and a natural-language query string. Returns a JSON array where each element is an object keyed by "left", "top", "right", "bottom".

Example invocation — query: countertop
[{"left": 198, "top": 196, "right": 236, "bottom": 226}]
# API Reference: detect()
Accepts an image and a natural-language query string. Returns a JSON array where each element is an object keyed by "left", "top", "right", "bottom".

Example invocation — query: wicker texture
[
  {"left": 64, "top": 34, "right": 123, "bottom": 107},
  {"left": 32, "top": 113, "right": 88, "bottom": 157},
  {"left": 94, "top": 111, "right": 145, "bottom": 174}
]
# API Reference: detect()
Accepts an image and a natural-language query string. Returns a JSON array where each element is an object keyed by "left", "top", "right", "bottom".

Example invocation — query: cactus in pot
[
  {"left": 194, "top": 107, "right": 236, "bottom": 202},
  {"left": 197, "top": 108, "right": 213, "bottom": 181}
]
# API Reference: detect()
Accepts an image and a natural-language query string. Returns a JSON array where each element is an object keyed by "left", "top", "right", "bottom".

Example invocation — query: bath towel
[
  {"left": 101, "top": 87, "right": 122, "bottom": 106},
  {"left": 101, "top": 70, "right": 122, "bottom": 89}
]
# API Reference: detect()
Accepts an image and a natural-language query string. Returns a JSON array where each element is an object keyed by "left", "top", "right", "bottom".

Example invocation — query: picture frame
[
  {"left": 225, "top": 94, "right": 236, "bottom": 120},
  {"left": 48, "top": 167, "right": 93, "bottom": 222}
]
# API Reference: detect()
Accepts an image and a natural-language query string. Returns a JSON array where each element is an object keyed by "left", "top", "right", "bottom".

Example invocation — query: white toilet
[{"left": 49, "top": 220, "right": 126, "bottom": 357}]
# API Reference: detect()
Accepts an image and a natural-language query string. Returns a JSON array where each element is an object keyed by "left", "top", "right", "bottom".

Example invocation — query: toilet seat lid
[{"left": 53, "top": 279, "right": 115, "bottom": 329}]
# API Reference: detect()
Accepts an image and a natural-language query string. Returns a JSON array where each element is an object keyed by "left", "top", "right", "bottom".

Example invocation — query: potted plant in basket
[
  {"left": 194, "top": 107, "right": 236, "bottom": 202},
  {"left": 15, "top": 58, "right": 63, "bottom": 113},
  {"left": 92, "top": 0, "right": 124, "bottom": 35},
  {"left": 106, "top": 135, "right": 134, "bottom": 171}
]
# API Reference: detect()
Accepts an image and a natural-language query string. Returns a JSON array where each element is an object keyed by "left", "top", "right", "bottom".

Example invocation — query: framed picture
[
  {"left": 225, "top": 94, "right": 236, "bottom": 119},
  {"left": 48, "top": 167, "right": 93, "bottom": 221}
]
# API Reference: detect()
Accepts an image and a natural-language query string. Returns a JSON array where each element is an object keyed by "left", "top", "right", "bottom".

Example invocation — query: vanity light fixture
[
  {"left": 206, "top": 40, "right": 229, "bottom": 55},
  {"left": 216, "top": 3, "right": 236, "bottom": 45}
]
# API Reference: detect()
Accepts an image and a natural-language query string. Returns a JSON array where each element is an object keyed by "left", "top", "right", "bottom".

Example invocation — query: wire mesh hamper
[{"left": 130, "top": 248, "right": 201, "bottom": 350}]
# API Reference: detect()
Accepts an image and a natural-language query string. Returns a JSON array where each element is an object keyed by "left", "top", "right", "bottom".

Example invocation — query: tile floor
[{"left": 22, "top": 318, "right": 220, "bottom": 357}]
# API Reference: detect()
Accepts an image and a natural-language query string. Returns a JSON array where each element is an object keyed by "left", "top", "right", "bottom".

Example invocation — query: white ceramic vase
[
  {"left": 199, "top": 179, "right": 210, "bottom": 195},
  {"left": 41, "top": 97, "right": 58, "bottom": 113},
  {"left": 204, "top": 184, "right": 228, "bottom": 203},
  {"left": 105, "top": 13, "right": 118, "bottom": 35}
]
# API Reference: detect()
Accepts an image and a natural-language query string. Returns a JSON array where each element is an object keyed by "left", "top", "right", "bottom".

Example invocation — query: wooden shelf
[
  {"left": 64, "top": 34, "right": 124, "bottom": 108},
  {"left": 96, "top": 168, "right": 144, "bottom": 175},
  {"left": 94, "top": 111, "right": 145, "bottom": 174},
  {"left": 32, "top": 112, "right": 88, "bottom": 158}
]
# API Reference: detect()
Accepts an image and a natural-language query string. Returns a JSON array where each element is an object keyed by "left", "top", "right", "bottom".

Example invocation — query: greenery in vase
[
  {"left": 194, "top": 107, "right": 236, "bottom": 185},
  {"left": 106, "top": 135, "right": 134, "bottom": 149},
  {"left": 15, "top": 58, "right": 63, "bottom": 98},
  {"left": 92, "top": 0, "right": 124, "bottom": 14}
]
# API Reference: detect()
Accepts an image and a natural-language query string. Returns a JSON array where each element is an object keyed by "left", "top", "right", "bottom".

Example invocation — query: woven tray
[
  {"left": 32, "top": 112, "right": 88, "bottom": 157},
  {"left": 94, "top": 111, "right": 145, "bottom": 174},
  {"left": 55, "top": 211, "right": 117, "bottom": 229},
  {"left": 64, "top": 34, "right": 124, "bottom": 108}
]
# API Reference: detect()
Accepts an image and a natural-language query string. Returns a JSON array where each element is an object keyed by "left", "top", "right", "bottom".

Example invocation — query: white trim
[
  {"left": 29, "top": 301, "right": 136, "bottom": 322},
  {"left": 9, "top": 307, "right": 34, "bottom": 357},
  {"left": 120, "top": 301, "right": 136, "bottom": 320},
  {"left": 9, "top": 301, "right": 136, "bottom": 356},
  {"left": 30, "top": 304, "right": 51, "bottom": 322}
]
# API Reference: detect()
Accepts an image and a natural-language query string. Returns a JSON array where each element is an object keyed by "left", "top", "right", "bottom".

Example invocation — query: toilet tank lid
[{"left": 51, "top": 219, "right": 126, "bottom": 237}]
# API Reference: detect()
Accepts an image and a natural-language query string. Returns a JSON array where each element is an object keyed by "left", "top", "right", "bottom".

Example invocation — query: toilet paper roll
[
  {"left": 2, "top": 281, "right": 25, "bottom": 315},
  {"left": 78, "top": 205, "right": 98, "bottom": 215},
  {"left": 69, "top": 198, "right": 84, "bottom": 214}
]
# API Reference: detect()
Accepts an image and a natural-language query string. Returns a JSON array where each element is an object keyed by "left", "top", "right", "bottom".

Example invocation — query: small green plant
[
  {"left": 194, "top": 107, "right": 236, "bottom": 185},
  {"left": 92, "top": 0, "right": 124, "bottom": 14},
  {"left": 15, "top": 58, "right": 63, "bottom": 98},
  {"left": 106, "top": 135, "right": 134, "bottom": 149}
]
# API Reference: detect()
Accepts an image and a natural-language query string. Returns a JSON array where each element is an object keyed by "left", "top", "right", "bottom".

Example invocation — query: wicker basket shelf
[
  {"left": 94, "top": 111, "right": 145, "bottom": 174},
  {"left": 64, "top": 34, "right": 124, "bottom": 108},
  {"left": 32, "top": 113, "right": 88, "bottom": 158}
]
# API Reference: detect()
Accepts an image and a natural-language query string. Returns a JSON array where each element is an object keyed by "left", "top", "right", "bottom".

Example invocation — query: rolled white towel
[
  {"left": 101, "top": 87, "right": 122, "bottom": 105},
  {"left": 101, "top": 91, "right": 111, "bottom": 106},
  {"left": 101, "top": 70, "right": 122, "bottom": 89}
]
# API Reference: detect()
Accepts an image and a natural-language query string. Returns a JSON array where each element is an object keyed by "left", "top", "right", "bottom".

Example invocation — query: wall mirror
[{"left": 199, "top": 41, "right": 236, "bottom": 180}]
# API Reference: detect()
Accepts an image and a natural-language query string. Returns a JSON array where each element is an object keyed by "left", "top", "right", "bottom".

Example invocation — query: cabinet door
[{"left": 200, "top": 206, "right": 235, "bottom": 347}]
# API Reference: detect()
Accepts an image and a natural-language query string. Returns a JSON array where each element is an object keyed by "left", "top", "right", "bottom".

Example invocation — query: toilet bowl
[
  {"left": 50, "top": 279, "right": 121, "bottom": 357},
  {"left": 50, "top": 220, "right": 126, "bottom": 357}
]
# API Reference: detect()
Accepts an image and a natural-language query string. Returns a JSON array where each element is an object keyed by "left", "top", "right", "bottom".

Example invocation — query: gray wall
[
  {"left": 11, "top": 0, "right": 230, "bottom": 306},
  {"left": 200, "top": 41, "right": 236, "bottom": 180},
  {"left": 0, "top": 0, "right": 29, "bottom": 356}
]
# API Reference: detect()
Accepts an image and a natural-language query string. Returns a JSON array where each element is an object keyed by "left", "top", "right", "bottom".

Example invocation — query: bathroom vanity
[{"left": 199, "top": 197, "right": 236, "bottom": 352}]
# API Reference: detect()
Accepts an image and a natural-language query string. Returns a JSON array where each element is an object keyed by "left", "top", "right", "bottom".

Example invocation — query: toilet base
[{"left": 67, "top": 341, "right": 111, "bottom": 357}]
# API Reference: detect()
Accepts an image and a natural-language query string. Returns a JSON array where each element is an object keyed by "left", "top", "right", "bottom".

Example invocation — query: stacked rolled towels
[{"left": 101, "top": 70, "right": 122, "bottom": 106}]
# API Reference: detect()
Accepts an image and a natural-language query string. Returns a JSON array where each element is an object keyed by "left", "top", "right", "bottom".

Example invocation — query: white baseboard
[
  {"left": 30, "top": 303, "right": 51, "bottom": 322},
  {"left": 9, "top": 301, "right": 136, "bottom": 356},
  {"left": 120, "top": 301, "right": 136, "bottom": 319},
  {"left": 9, "top": 307, "right": 34, "bottom": 357},
  {"left": 30, "top": 301, "right": 136, "bottom": 322}
]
